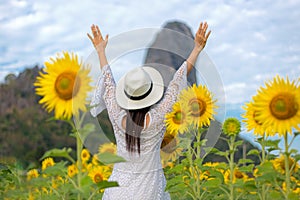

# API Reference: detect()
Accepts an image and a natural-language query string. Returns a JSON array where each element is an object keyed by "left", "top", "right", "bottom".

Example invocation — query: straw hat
[{"left": 116, "top": 66, "right": 164, "bottom": 110}]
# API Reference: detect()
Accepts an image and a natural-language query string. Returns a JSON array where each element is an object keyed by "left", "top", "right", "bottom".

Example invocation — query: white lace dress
[{"left": 90, "top": 61, "right": 187, "bottom": 200}]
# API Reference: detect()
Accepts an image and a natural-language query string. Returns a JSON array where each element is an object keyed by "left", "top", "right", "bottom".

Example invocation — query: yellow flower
[
  {"left": 242, "top": 101, "right": 274, "bottom": 136},
  {"left": 282, "top": 177, "right": 300, "bottom": 194},
  {"left": 188, "top": 165, "right": 209, "bottom": 181},
  {"left": 252, "top": 75, "right": 300, "bottom": 136},
  {"left": 92, "top": 154, "right": 99, "bottom": 166},
  {"left": 82, "top": 162, "right": 93, "bottom": 172},
  {"left": 224, "top": 168, "right": 248, "bottom": 184},
  {"left": 34, "top": 52, "right": 92, "bottom": 119},
  {"left": 98, "top": 143, "right": 117, "bottom": 154},
  {"left": 222, "top": 117, "right": 241, "bottom": 136},
  {"left": 271, "top": 154, "right": 299, "bottom": 174},
  {"left": 81, "top": 149, "right": 90, "bottom": 162},
  {"left": 160, "top": 131, "right": 183, "bottom": 163},
  {"left": 88, "top": 166, "right": 111, "bottom": 184},
  {"left": 179, "top": 84, "right": 217, "bottom": 127},
  {"left": 68, "top": 164, "right": 78, "bottom": 177},
  {"left": 165, "top": 102, "right": 191, "bottom": 134},
  {"left": 42, "top": 157, "right": 55, "bottom": 171},
  {"left": 27, "top": 169, "right": 39, "bottom": 180},
  {"left": 52, "top": 176, "right": 65, "bottom": 189}
]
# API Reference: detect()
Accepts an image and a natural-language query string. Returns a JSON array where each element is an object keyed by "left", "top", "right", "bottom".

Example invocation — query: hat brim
[{"left": 116, "top": 67, "right": 164, "bottom": 110}]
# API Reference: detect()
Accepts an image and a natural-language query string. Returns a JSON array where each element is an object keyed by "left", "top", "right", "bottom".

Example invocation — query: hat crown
[{"left": 124, "top": 68, "right": 152, "bottom": 97}]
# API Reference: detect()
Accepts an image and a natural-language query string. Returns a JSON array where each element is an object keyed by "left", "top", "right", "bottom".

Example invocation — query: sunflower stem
[
  {"left": 76, "top": 130, "right": 83, "bottom": 200},
  {"left": 283, "top": 132, "right": 291, "bottom": 199},
  {"left": 261, "top": 133, "right": 266, "bottom": 163},
  {"left": 260, "top": 133, "right": 267, "bottom": 200},
  {"left": 229, "top": 135, "right": 236, "bottom": 200}
]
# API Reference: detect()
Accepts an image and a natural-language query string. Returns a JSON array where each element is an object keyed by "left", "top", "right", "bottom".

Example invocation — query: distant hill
[{"left": 0, "top": 66, "right": 75, "bottom": 167}]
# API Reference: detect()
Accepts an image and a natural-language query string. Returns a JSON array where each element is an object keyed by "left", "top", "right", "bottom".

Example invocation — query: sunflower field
[{"left": 1, "top": 51, "right": 300, "bottom": 200}]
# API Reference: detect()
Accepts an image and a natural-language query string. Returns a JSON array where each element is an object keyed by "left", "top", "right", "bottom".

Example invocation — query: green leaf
[
  {"left": 238, "top": 159, "right": 254, "bottom": 165},
  {"left": 79, "top": 123, "right": 96, "bottom": 142},
  {"left": 290, "top": 148, "right": 298, "bottom": 154},
  {"left": 294, "top": 132, "right": 300, "bottom": 137},
  {"left": 256, "top": 161, "right": 274, "bottom": 173},
  {"left": 43, "top": 161, "right": 67, "bottom": 176},
  {"left": 40, "top": 147, "right": 74, "bottom": 163},
  {"left": 234, "top": 140, "right": 243, "bottom": 147},
  {"left": 294, "top": 154, "right": 300, "bottom": 162},
  {"left": 81, "top": 175, "right": 93, "bottom": 187},
  {"left": 97, "top": 181, "right": 119, "bottom": 190},
  {"left": 203, "top": 147, "right": 219, "bottom": 154},
  {"left": 97, "top": 153, "right": 126, "bottom": 165},
  {"left": 247, "top": 149, "right": 260, "bottom": 156},
  {"left": 215, "top": 151, "right": 229, "bottom": 157},
  {"left": 264, "top": 139, "right": 281, "bottom": 148},
  {"left": 288, "top": 192, "right": 300, "bottom": 200},
  {"left": 239, "top": 164, "right": 254, "bottom": 173},
  {"left": 166, "top": 176, "right": 184, "bottom": 190},
  {"left": 269, "top": 190, "right": 283, "bottom": 199},
  {"left": 202, "top": 178, "right": 221, "bottom": 188}
]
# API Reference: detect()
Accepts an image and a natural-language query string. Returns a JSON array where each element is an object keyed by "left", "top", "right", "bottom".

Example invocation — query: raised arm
[
  {"left": 87, "top": 24, "right": 109, "bottom": 69},
  {"left": 187, "top": 22, "right": 211, "bottom": 75}
]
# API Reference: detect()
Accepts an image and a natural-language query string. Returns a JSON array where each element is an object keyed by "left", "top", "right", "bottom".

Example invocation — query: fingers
[
  {"left": 96, "top": 25, "right": 103, "bottom": 38},
  {"left": 87, "top": 33, "right": 93, "bottom": 43},
  {"left": 91, "top": 24, "right": 98, "bottom": 37},
  {"left": 205, "top": 30, "right": 211, "bottom": 40},
  {"left": 198, "top": 21, "right": 209, "bottom": 36}
]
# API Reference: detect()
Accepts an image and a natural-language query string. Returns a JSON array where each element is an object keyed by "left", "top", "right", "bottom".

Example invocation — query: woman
[{"left": 88, "top": 21, "right": 210, "bottom": 200}]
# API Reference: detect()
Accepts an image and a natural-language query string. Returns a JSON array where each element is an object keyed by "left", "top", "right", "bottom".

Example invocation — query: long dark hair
[{"left": 125, "top": 107, "right": 150, "bottom": 154}]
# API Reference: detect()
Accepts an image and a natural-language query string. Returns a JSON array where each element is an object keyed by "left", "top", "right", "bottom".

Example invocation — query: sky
[{"left": 0, "top": 0, "right": 299, "bottom": 150}]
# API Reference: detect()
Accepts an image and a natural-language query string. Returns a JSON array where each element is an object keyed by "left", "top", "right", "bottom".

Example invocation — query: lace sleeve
[
  {"left": 152, "top": 61, "right": 187, "bottom": 117},
  {"left": 90, "top": 65, "right": 122, "bottom": 121}
]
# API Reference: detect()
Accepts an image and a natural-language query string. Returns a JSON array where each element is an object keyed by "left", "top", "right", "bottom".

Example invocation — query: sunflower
[
  {"left": 271, "top": 154, "right": 299, "bottom": 174},
  {"left": 242, "top": 101, "right": 274, "bottom": 136},
  {"left": 27, "top": 169, "right": 39, "bottom": 180},
  {"left": 88, "top": 165, "right": 111, "bottom": 184},
  {"left": 224, "top": 168, "right": 248, "bottom": 184},
  {"left": 92, "top": 154, "right": 99, "bottom": 166},
  {"left": 42, "top": 157, "right": 55, "bottom": 171},
  {"left": 98, "top": 142, "right": 117, "bottom": 154},
  {"left": 160, "top": 131, "right": 183, "bottom": 163},
  {"left": 81, "top": 149, "right": 91, "bottom": 163},
  {"left": 222, "top": 117, "right": 241, "bottom": 136},
  {"left": 179, "top": 84, "right": 217, "bottom": 128},
  {"left": 67, "top": 164, "right": 78, "bottom": 178},
  {"left": 34, "top": 52, "right": 92, "bottom": 119},
  {"left": 252, "top": 75, "right": 300, "bottom": 136},
  {"left": 282, "top": 177, "right": 300, "bottom": 194},
  {"left": 165, "top": 102, "right": 191, "bottom": 134}
]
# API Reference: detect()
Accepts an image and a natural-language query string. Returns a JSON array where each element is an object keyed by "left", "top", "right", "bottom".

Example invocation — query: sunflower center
[
  {"left": 279, "top": 157, "right": 295, "bottom": 171},
  {"left": 227, "top": 123, "right": 237, "bottom": 133},
  {"left": 106, "top": 148, "right": 115, "bottom": 154},
  {"left": 235, "top": 171, "right": 244, "bottom": 179},
  {"left": 189, "top": 98, "right": 206, "bottom": 117},
  {"left": 55, "top": 72, "right": 80, "bottom": 100},
  {"left": 173, "top": 111, "right": 184, "bottom": 124},
  {"left": 161, "top": 135, "right": 177, "bottom": 153},
  {"left": 94, "top": 173, "right": 103, "bottom": 183},
  {"left": 269, "top": 93, "right": 298, "bottom": 120}
]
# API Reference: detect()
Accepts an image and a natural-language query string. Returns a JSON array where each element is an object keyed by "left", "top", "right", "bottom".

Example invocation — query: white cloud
[{"left": 0, "top": 0, "right": 299, "bottom": 97}]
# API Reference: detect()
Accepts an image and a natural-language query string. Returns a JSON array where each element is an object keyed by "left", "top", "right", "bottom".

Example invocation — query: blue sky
[{"left": 0, "top": 0, "right": 299, "bottom": 151}]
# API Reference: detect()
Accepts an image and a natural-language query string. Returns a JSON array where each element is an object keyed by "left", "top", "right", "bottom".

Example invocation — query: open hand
[
  {"left": 194, "top": 22, "right": 211, "bottom": 52},
  {"left": 87, "top": 24, "right": 108, "bottom": 52}
]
